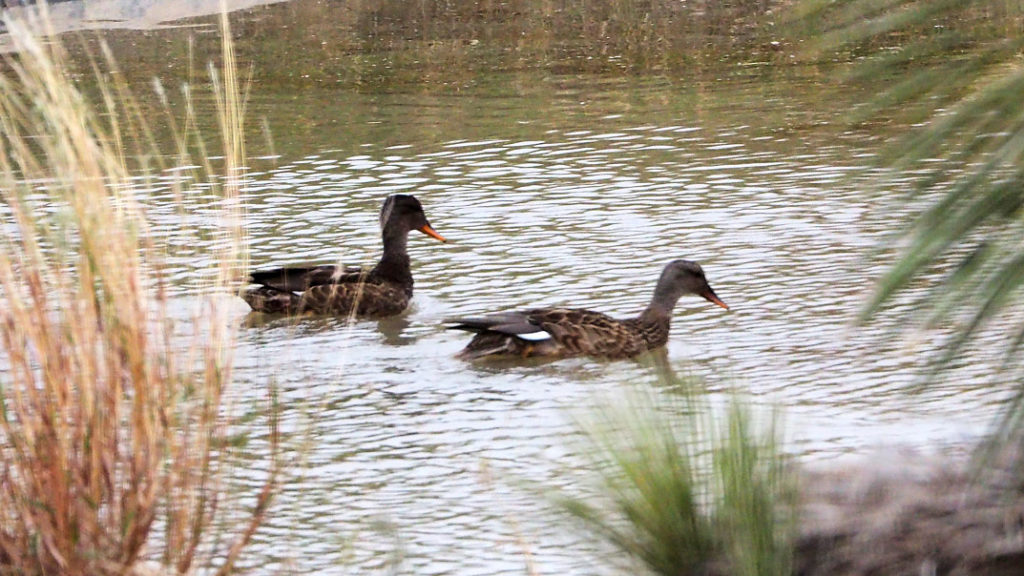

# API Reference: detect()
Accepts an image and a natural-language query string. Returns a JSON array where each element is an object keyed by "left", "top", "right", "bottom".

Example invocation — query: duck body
[
  {"left": 242, "top": 194, "right": 445, "bottom": 317},
  {"left": 447, "top": 259, "right": 728, "bottom": 360},
  {"left": 449, "top": 308, "right": 670, "bottom": 359},
  {"left": 243, "top": 266, "right": 411, "bottom": 317}
]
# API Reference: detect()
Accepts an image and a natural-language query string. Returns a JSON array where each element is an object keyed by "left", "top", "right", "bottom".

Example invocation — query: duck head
[
  {"left": 380, "top": 194, "right": 447, "bottom": 242},
  {"left": 653, "top": 259, "right": 729, "bottom": 311}
]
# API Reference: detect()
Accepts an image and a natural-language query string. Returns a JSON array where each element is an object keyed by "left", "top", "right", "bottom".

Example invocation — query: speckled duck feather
[
  {"left": 450, "top": 308, "right": 670, "bottom": 360},
  {"left": 447, "top": 259, "right": 727, "bottom": 360},
  {"left": 242, "top": 194, "right": 444, "bottom": 317}
]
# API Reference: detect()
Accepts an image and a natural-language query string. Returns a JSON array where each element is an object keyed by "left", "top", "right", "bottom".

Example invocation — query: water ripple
[{"left": 129, "top": 77, "right": 1019, "bottom": 574}]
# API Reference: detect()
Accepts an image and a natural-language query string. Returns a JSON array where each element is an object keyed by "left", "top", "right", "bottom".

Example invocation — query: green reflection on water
[{"left": 47, "top": 0, "right": 866, "bottom": 160}]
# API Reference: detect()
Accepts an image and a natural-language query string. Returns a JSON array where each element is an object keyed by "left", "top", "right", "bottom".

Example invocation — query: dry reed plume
[{"left": 0, "top": 7, "right": 275, "bottom": 576}]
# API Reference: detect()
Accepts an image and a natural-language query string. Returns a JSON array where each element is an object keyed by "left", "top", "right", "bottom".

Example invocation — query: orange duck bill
[
  {"left": 702, "top": 288, "right": 729, "bottom": 310},
  {"left": 418, "top": 224, "right": 447, "bottom": 243}
]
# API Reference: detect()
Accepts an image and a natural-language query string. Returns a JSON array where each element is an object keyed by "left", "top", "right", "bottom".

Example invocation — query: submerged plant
[
  {"left": 560, "top": 387, "right": 793, "bottom": 576},
  {"left": 0, "top": 7, "right": 275, "bottom": 576}
]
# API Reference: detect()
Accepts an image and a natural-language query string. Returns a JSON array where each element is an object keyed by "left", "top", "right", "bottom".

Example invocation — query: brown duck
[
  {"left": 243, "top": 194, "right": 446, "bottom": 316},
  {"left": 447, "top": 260, "right": 728, "bottom": 359}
]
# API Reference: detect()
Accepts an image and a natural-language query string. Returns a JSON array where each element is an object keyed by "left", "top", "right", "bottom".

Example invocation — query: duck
[
  {"left": 446, "top": 259, "right": 728, "bottom": 360},
  {"left": 243, "top": 194, "right": 446, "bottom": 316}
]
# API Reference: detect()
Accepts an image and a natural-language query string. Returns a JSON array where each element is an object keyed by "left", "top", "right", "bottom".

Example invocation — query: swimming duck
[
  {"left": 243, "top": 194, "right": 446, "bottom": 316},
  {"left": 446, "top": 259, "right": 728, "bottom": 359}
]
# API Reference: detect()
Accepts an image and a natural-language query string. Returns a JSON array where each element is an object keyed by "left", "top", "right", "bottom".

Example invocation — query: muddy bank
[{"left": 794, "top": 447, "right": 1024, "bottom": 576}]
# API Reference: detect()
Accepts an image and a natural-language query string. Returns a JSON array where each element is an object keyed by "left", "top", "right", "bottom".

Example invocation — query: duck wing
[
  {"left": 248, "top": 264, "right": 364, "bottom": 292},
  {"left": 524, "top": 308, "right": 644, "bottom": 358},
  {"left": 448, "top": 308, "right": 640, "bottom": 359},
  {"left": 243, "top": 286, "right": 301, "bottom": 314},
  {"left": 446, "top": 311, "right": 556, "bottom": 358},
  {"left": 298, "top": 281, "right": 410, "bottom": 317},
  {"left": 446, "top": 312, "right": 545, "bottom": 336}
]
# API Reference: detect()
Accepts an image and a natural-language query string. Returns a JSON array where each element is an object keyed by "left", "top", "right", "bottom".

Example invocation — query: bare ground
[{"left": 795, "top": 445, "right": 1024, "bottom": 576}]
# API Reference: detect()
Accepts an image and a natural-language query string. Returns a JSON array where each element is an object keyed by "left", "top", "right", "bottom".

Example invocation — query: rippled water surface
[
  {"left": 11, "top": 10, "right": 986, "bottom": 564},
  {"left": 2, "top": 0, "right": 1013, "bottom": 571},
  {"left": 141, "top": 70, "right": 1015, "bottom": 575}
]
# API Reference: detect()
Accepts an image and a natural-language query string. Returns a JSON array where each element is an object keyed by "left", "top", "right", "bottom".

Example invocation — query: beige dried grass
[{"left": 0, "top": 7, "right": 274, "bottom": 576}]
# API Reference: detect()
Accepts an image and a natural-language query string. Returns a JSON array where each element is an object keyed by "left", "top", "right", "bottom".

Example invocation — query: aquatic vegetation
[
  {"left": 559, "top": 388, "right": 793, "bottom": 576},
  {"left": 0, "top": 8, "right": 276, "bottom": 576}
]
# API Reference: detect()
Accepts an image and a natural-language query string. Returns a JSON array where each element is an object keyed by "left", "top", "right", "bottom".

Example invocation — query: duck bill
[
  {"left": 702, "top": 288, "right": 729, "bottom": 310},
  {"left": 418, "top": 224, "right": 447, "bottom": 243}
]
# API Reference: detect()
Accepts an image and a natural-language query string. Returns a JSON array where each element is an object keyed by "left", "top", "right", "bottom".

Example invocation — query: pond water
[
  {"left": 11, "top": 1, "right": 1019, "bottom": 574},
  {"left": 206, "top": 75, "right": 1011, "bottom": 573}
]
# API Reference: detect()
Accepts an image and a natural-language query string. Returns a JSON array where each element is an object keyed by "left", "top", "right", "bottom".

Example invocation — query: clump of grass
[
  {"left": 712, "top": 401, "right": 792, "bottom": 576},
  {"left": 561, "top": 389, "right": 793, "bottom": 576},
  {"left": 0, "top": 7, "right": 275, "bottom": 576}
]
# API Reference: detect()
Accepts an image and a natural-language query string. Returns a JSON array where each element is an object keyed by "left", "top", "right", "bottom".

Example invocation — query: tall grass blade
[
  {"left": 560, "top": 386, "right": 793, "bottom": 576},
  {"left": 0, "top": 7, "right": 276, "bottom": 576}
]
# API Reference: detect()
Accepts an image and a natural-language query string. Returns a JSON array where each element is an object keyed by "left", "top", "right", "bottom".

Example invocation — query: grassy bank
[
  {"left": 562, "top": 381, "right": 1024, "bottom": 576},
  {"left": 560, "top": 384, "right": 794, "bottom": 576},
  {"left": 0, "top": 9, "right": 275, "bottom": 575},
  {"left": 68, "top": 0, "right": 1024, "bottom": 96},
  {"left": 66, "top": 0, "right": 790, "bottom": 95}
]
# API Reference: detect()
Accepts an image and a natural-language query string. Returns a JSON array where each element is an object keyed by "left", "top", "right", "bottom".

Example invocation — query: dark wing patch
[
  {"left": 249, "top": 265, "right": 364, "bottom": 292},
  {"left": 243, "top": 286, "right": 301, "bottom": 313},
  {"left": 446, "top": 312, "right": 542, "bottom": 335}
]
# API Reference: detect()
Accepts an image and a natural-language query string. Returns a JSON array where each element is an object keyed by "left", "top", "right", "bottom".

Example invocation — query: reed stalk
[{"left": 0, "top": 7, "right": 275, "bottom": 576}]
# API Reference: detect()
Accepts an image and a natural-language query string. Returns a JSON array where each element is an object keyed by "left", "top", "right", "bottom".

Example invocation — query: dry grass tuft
[{"left": 0, "top": 7, "right": 275, "bottom": 576}]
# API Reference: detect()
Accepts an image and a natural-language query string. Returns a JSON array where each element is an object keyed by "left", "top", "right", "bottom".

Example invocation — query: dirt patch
[{"left": 795, "top": 447, "right": 1024, "bottom": 576}]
